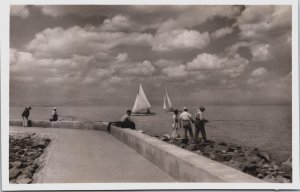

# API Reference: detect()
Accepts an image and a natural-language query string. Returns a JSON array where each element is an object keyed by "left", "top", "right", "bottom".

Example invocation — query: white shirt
[
  {"left": 195, "top": 109, "right": 204, "bottom": 120},
  {"left": 179, "top": 111, "right": 193, "bottom": 121}
]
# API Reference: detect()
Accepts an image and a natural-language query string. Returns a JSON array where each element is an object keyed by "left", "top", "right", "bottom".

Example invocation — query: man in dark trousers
[
  {"left": 107, "top": 109, "right": 136, "bottom": 133},
  {"left": 194, "top": 106, "right": 209, "bottom": 143},
  {"left": 22, "top": 106, "right": 31, "bottom": 127}
]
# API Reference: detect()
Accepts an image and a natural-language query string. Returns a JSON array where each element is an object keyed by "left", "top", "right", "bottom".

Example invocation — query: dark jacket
[{"left": 22, "top": 108, "right": 30, "bottom": 118}]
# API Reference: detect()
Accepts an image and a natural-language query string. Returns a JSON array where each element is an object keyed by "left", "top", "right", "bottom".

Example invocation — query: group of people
[
  {"left": 171, "top": 106, "right": 208, "bottom": 144},
  {"left": 109, "top": 106, "right": 208, "bottom": 145},
  {"left": 21, "top": 106, "right": 58, "bottom": 127}
]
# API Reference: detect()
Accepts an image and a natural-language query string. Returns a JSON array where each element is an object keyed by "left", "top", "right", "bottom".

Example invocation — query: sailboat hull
[{"left": 131, "top": 112, "right": 156, "bottom": 116}]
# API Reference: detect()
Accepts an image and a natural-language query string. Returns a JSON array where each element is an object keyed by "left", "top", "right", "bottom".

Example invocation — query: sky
[{"left": 10, "top": 5, "right": 292, "bottom": 106}]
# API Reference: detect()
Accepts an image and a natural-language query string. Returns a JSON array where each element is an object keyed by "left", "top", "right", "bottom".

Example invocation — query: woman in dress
[{"left": 170, "top": 109, "right": 180, "bottom": 142}]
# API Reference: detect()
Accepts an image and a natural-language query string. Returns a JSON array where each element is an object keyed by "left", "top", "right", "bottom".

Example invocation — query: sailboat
[
  {"left": 163, "top": 86, "right": 174, "bottom": 112},
  {"left": 132, "top": 84, "right": 155, "bottom": 116}
]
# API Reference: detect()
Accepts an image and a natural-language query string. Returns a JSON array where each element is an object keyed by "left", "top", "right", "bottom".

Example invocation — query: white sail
[
  {"left": 132, "top": 84, "right": 152, "bottom": 113},
  {"left": 163, "top": 95, "right": 167, "bottom": 110},
  {"left": 163, "top": 87, "right": 173, "bottom": 111}
]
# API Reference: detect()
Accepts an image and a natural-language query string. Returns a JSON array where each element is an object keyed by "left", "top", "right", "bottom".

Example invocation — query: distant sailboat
[
  {"left": 132, "top": 84, "right": 155, "bottom": 115},
  {"left": 163, "top": 86, "right": 174, "bottom": 112}
]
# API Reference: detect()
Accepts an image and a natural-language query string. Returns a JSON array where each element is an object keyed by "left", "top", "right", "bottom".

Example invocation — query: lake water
[{"left": 10, "top": 104, "right": 292, "bottom": 161}]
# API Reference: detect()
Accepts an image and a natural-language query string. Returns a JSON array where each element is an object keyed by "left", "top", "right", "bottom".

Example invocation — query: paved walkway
[{"left": 10, "top": 126, "right": 176, "bottom": 183}]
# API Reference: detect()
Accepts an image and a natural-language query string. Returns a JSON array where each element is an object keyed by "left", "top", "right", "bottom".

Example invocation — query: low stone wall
[
  {"left": 9, "top": 119, "right": 107, "bottom": 131},
  {"left": 109, "top": 125, "right": 265, "bottom": 183}
]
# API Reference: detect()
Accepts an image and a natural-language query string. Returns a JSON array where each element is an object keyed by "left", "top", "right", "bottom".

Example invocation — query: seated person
[
  {"left": 50, "top": 107, "right": 58, "bottom": 121},
  {"left": 107, "top": 110, "right": 136, "bottom": 133}
]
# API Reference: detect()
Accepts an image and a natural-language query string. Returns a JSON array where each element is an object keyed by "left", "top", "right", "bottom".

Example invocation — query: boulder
[
  {"left": 263, "top": 174, "right": 276, "bottom": 182},
  {"left": 258, "top": 151, "right": 271, "bottom": 162},
  {"left": 15, "top": 174, "right": 32, "bottom": 184},
  {"left": 9, "top": 168, "right": 21, "bottom": 180},
  {"left": 193, "top": 150, "right": 203, "bottom": 155},
  {"left": 186, "top": 144, "right": 198, "bottom": 151},
  {"left": 215, "top": 153, "right": 232, "bottom": 162},
  {"left": 241, "top": 163, "right": 258, "bottom": 176},
  {"left": 213, "top": 144, "right": 228, "bottom": 152},
  {"left": 12, "top": 161, "right": 22, "bottom": 168}
]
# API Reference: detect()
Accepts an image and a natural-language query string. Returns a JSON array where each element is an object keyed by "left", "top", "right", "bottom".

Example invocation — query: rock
[
  {"left": 22, "top": 167, "right": 34, "bottom": 178},
  {"left": 186, "top": 144, "right": 198, "bottom": 151},
  {"left": 15, "top": 174, "right": 32, "bottom": 184},
  {"left": 9, "top": 168, "right": 21, "bottom": 180},
  {"left": 241, "top": 163, "right": 258, "bottom": 176},
  {"left": 263, "top": 163, "right": 270, "bottom": 168},
  {"left": 244, "top": 147, "right": 260, "bottom": 156},
  {"left": 12, "top": 161, "right": 23, "bottom": 168},
  {"left": 234, "top": 156, "right": 248, "bottom": 163},
  {"left": 218, "top": 142, "right": 227, "bottom": 146},
  {"left": 215, "top": 153, "right": 232, "bottom": 162},
  {"left": 245, "top": 155, "right": 261, "bottom": 164},
  {"left": 263, "top": 174, "right": 276, "bottom": 182},
  {"left": 163, "top": 134, "right": 171, "bottom": 140},
  {"left": 258, "top": 151, "right": 271, "bottom": 162},
  {"left": 194, "top": 150, "right": 203, "bottom": 155},
  {"left": 213, "top": 144, "right": 228, "bottom": 152}
]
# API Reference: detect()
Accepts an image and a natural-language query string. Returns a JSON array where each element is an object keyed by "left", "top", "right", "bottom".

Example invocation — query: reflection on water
[{"left": 10, "top": 104, "right": 292, "bottom": 161}]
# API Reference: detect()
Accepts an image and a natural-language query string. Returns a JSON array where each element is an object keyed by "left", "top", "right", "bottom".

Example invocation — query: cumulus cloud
[
  {"left": 211, "top": 27, "right": 234, "bottom": 39},
  {"left": 250, "top": 43, "right": 272, "bottom": 62},
  {"left": 122, "top": 60, "right": 155, "bottom": 76},
  {"left": 153, "top": 29, "right": 210, "bottom": 51},
  {"left": 250, "top": 67, "right": 267, "bottom": 77},
  {"left": 26, "top": 26, "right": 153, "bottom": 58},
  {"left": 161, "top": 65, "right": 188, "bottom": 79},
  {"left": 236, "top": 5, "right": 291, "bottom": 39},
  {"left": 100, "top": 15, "right": 132, "bottom": 31},
  {"left": 11, "top": 5, "right": 29, "bottom": 18}
]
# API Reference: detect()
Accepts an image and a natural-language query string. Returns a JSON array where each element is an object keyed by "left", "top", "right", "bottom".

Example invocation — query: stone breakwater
[
  {"left": 9, "top": 133, "right": 51, "bottom": 184},
  {"left": 156, "top": 135, "right": 292, "bottom": 183}
]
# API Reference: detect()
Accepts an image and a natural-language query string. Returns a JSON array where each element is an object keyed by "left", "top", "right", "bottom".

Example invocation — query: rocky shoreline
[
  {"left": 9, "top": 133, "right": 51, "bottom": 184},
  {"left": 156, "top": 134, "right": 292, "bottom": 183}
]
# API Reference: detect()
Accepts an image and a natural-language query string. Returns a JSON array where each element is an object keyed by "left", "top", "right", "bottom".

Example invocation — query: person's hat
[
  {"left": 199, "top": 106, "right": 205, "bottom": 111},
  {"left": 183, "top": 106, "right": 188, "bottom": 110},
  {"left": 53, "top": 107, "right": 57, "bottom": 110},
  {"left": 28, "top": 106, "right": 32, "bottom": 110}
]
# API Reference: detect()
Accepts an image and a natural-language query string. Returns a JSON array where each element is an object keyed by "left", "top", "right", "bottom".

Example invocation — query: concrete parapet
[
  {"left": 109, "top": 125, "right": 265, "bottom": 183},
  {"left": 9, "top": 119, "right": 107, "bottom": 131}
]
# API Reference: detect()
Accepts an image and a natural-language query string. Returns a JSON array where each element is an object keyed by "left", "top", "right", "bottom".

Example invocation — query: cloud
[
  {"left": 100, "top": 15, "right": 132, "bottom": 31},
  {"left": 83, "top": 69, "right": 113, "bottom": 84},
  {"left": 26, "top": 26, "right": 153, "bottom": 58},
  {"left": 161, "top": 65, "right": 188, "bottom": 79},
  {"left": 153, "top": 29, "right": 210, "bottom": 51},
  {"left": 250, "top": 43, "right": 272, "bottom": 62},
  {"left": 11, "top": 5, "right": 29, "bottom": 18},
  {"left": 153, "top": 59, "right": 179, "bottom": 68},
  {"left": 236, "top": 5, "right": 291, "bottom": 39},
  {"left": 186, "top": 53, "right": 226, "bottom": 70},
  {"left": 121, "top": 60, "right": 155, "bottom": 76},
  {"left": 247, "top": 67, "right": 268, "bottom": 85},
  {"left": 186, "top": 53, "right": 249, "bottom": 78},
  {"left": 250, "top": 67, "right": 267, "bottom": 77},
  {"left": 211, "top": 27, "right": 234, "bottom": 39}
]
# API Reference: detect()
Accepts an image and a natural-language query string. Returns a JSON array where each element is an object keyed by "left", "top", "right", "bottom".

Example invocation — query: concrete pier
[
  {"left": 10, "top": 126, "right": 176, "bottom": 183},
  {"left": 9, "top": 120, "right": 264, "bottom": 183}
]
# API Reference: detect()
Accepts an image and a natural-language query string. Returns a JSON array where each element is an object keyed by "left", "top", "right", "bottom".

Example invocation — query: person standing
[
  {"left": 22, "top": 106, "right": 31, "bottom": 127},
  {"left": 170, "top": 109, "right": 180, "bottom": 141},
  {"left": 179, "top": 107, "right": 194, "bottom": 144},
  {"left": 50, "top": 107, "right": 58, "bottom": 121},
  {"left": 194, "top": 106, "right": 209, "bottom": 143}
]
